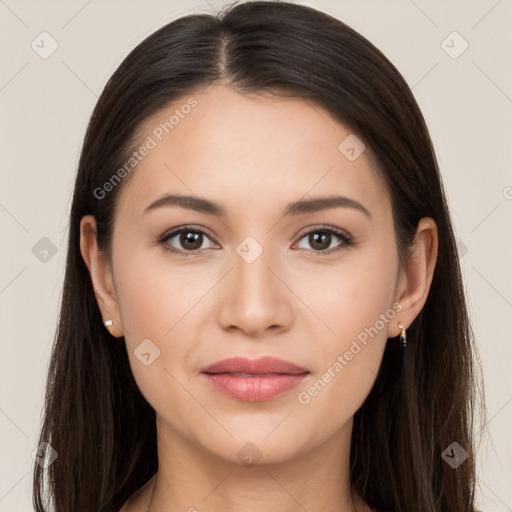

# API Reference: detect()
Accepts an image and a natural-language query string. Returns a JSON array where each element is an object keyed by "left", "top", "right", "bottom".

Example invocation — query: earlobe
[
  {"left": 79, "top": 215, "right": 124, "bottom": 338},
  {"left": 389, "top": 217, "right": 438, "bottom": 338}
]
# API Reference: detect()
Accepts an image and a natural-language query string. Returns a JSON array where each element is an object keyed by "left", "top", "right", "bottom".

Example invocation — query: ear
[
  {"left": 388, "top": 217, "right": 439, "bottom": 338},
  {"left": 79, "top": 215, "right": 124, "bottom": 337}
]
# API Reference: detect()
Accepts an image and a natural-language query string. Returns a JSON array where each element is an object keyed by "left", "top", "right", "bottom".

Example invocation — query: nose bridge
[
  {"left": 235, "top": 237, "right": 275, "bottom": 302},
  {"left": 233, "top": 233, "right": 279, "bottom": 305},
  {"left": 217, "top": 232, "right": 292, "bottom": 335}
]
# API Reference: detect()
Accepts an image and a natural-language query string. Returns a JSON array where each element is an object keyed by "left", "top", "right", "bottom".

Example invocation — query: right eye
[{"left": 159, "top": 226, "right": 218, "bottom": 256}]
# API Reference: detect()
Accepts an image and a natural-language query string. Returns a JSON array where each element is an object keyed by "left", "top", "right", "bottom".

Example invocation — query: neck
[{"left": 143, "top": 414, "right": 362, "bottom": 512}]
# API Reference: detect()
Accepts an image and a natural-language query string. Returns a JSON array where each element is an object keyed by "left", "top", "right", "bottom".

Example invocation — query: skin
[{"left": 80, "top": 85, "right": 438, "bottom": 512}]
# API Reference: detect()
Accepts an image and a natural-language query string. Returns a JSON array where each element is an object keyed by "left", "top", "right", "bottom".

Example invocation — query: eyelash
[{"left": 158, "top": 224, "right": 354, "bottom": 257}]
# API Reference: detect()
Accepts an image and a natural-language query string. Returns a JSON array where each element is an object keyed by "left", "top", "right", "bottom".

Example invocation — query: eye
[
  {"left": 159, "top": 225, "right": 217, "bottom": 256},
  {"left": 294, "top": 225, "right": 353, "bottom": 255},
  {"left": 158, "top": 224, "right": 354, "bottom": 257}
]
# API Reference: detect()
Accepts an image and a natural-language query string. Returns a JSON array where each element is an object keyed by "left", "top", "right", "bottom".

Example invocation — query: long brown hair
[{"left": 32, "top": 1, "right": 484, "bottom": 510}]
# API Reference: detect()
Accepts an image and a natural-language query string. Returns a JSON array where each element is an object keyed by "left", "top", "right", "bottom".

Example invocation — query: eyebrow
[{"left": 143, "top": 193, "right": 371, "bottom": 218}]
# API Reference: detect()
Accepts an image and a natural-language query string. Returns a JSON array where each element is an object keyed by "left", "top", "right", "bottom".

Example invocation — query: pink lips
[{"left": 201, "top": 356, "right": 309, "bottom": 402}]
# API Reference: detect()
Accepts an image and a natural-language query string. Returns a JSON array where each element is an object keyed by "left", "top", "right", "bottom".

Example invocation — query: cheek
[
  {"left": 115, "top": 263, "right": 173, "bottom": 341},
  {"left": 294, "top": 244, "right": 398, "bottom": 408},
  {"left": 300, "top": 245, "right": 398, "bottom": 341},
  {"left": 294, "top": 287, "right": 393, "bottom": 438},
  {"left": 114, "top": 242, "right": 209, "bottom": 338},
  {"left": 112, "top": 247, "right": 216, "bottom": 396}
]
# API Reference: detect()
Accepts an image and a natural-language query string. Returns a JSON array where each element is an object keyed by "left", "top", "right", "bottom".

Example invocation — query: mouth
[{"left": 200, "top": 356, "right": 309, "bottom": 402}]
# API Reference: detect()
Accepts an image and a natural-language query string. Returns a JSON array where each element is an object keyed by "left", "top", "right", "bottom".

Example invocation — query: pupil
[
  {"left": 310, "top": 232, "right": 330, "bottom": 250},
  {"left": 181, "top": 231, "right": 201, "bottom": 250}
]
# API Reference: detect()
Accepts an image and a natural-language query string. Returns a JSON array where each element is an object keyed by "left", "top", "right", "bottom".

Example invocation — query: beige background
[{"left": 1, "top": 0, "right": 511, "bottom": 510}]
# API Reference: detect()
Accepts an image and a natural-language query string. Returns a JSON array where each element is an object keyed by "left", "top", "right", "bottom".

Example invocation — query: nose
[{"left": 217, "top": 242, "right": 293, "bottom": 338}]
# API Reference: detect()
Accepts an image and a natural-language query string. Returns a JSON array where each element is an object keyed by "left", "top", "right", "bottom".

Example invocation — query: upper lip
[{"left": 201, "top": 356, "right": 308, "bottom": 375}]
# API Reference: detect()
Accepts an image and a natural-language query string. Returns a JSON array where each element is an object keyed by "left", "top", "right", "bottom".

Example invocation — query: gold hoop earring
[{"left": 397, "top": 322, "right": 406, "bottom": 348}]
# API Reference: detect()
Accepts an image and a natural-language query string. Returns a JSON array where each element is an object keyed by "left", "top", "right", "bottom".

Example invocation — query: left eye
[{"left": 295, "top": 227, "right": 352, "bottom": 254}]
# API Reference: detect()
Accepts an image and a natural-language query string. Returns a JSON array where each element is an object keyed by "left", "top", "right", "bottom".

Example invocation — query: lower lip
[{"left": 201, "top": 373, "right": 308, "bottom": 401}]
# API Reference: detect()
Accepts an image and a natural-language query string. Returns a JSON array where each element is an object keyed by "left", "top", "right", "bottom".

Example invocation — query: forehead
[{"left": 115, "top": 85, "right": 390, "bottom": 223}]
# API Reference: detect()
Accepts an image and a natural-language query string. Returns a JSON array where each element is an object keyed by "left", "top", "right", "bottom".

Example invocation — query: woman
[{"left": 32, "top": 1, "right": 484, "bottom": 511}]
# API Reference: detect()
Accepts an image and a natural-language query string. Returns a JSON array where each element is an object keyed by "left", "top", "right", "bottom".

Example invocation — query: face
[{"left": 88, "top": 85, "right": 410, "bottom": 466}]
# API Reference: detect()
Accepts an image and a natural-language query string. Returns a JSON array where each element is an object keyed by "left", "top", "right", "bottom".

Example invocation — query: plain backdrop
[{"left": 1, "top": 0, "right": 511, "bottom": 510}]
